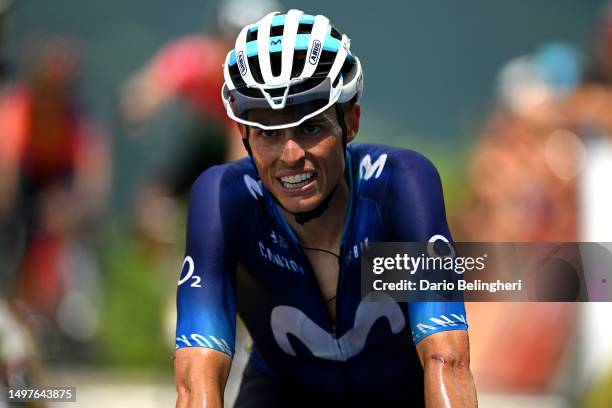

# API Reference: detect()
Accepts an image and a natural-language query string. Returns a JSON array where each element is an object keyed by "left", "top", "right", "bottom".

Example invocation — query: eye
[
  {"left": 258, "top": 129, "right": 277, "bottom": 139},
  {"left": 302, "top": 124, "right": 321, "bottom": 135}
]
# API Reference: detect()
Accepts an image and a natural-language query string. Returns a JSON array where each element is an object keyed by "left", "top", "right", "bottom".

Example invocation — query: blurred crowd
[
  {"left": 1, "top": 0, "right": 612, "bottom": 406},
  {"left": 451, "top": 4, "right": 612, "bottom": 406}
]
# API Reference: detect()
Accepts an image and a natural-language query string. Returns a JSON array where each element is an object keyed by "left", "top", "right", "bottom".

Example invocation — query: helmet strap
[
  {"left": 335, "top": 103, "right": 348, "bottom": 150},
  {"left": 242, "top": 125, "right": 259, "bottom": 170}
]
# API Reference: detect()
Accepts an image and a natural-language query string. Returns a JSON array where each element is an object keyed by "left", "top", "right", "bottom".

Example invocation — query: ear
[
  {"left": 236, "top": 122, "right": 247, "bottom": 139},
  {"left": 345, "top": 103, "right": 361, "bottom": 143}
]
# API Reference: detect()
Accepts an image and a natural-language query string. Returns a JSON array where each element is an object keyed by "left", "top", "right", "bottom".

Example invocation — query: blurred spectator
[
  {"left": 0, "top": 0, "right": 14, "bottom": 293},
  {"left": 455, "top": 42, "right": 584, "bottom": 242},
  {"left": 452, "top": 43, "right": 583, "bottom": 394},
  {"left": 0, "top": 36, "right": 111, "bottom": 360},
  {"left": 567, "top": 2, "right": 612, "bottom": 406},
  {"left": 0, "top": 299, "right": 44, "bottom": 407},
  {"left": 121, "top": 0, "right": 282, "bottom": 175},
  {"left": 118, "top": 0, "right": 282, "bottom": 269},
  {"left": 102, "top": 2, "right": 285, "bottom": 379},
  {"left": 0, "top": 0, "right": 12, "bottom": 81}
]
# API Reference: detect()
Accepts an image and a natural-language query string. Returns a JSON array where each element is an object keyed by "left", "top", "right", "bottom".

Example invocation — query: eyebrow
[{"left": 301, "top": 117, "right": 331, "bottom": 125}]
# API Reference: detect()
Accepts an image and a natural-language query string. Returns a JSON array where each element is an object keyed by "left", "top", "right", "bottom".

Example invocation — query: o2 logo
[{"left": 178, "top": 256, "right": 202, "bottom": 288}]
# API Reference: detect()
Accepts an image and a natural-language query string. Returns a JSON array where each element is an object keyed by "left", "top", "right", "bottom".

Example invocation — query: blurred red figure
[
  {"left": 0, "top": 36, "right": 111, "bottom": 321},
  {"left": 120, "top": 0, "right": 281, "bottom": 246},
  {"left": 121, "top": 0, "right": 283, "bottom": 164}
]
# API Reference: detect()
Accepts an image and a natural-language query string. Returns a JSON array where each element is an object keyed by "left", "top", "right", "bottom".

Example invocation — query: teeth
[
  {"left": 280, "top": 172, "right": 313, "bottom": 189},
  {"left": 281, "top": 173, "right": 312, "bottom": 184},
  {"left": 282, "top": 180, "right": 310, "bottom": 189}
]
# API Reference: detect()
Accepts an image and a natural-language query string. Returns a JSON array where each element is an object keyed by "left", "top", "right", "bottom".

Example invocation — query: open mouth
[{"left": 279, "top": 172, "right": 316, "bottom": 190}]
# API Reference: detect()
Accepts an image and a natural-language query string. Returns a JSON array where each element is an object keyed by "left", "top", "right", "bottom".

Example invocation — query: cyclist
[{"left": 175, "top": 10, "right": 477, "bottom": 407}]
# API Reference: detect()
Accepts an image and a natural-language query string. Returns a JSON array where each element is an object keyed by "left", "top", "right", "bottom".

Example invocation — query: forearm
[
  {"left": 176, "top": 375, "right": 224, "bottom": 408},
  {"left": 423, "top": 355, "right": 477, "bottom": 408},
  {"left": 174, "top": 348, "right": 231, "bottom": 408},
  {"left": 416, "top": 330, "right": 477, "bottom": 408}
]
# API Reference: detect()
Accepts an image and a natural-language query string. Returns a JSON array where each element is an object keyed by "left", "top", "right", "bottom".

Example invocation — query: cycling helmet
[{"left": 221, "top": 9, "right": 363, "bottom": 129}]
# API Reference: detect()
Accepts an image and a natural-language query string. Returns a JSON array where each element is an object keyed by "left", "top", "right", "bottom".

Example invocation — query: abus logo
[
  {"left": 309, "top": 40, "right": 322, "bottom": 65},
  {"left": 237, "top": 51, "right": 247, "bottom": 76}
]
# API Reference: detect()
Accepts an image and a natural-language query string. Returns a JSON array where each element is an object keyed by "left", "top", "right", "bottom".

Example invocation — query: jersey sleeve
[
  {"left": 385, "top": 149, "right": 468, "bottom": 344},
  {"left": 175, "top": 166, "right": 238, "bottom": 356}
]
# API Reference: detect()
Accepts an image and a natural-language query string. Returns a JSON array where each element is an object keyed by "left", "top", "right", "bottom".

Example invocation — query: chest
[
  {"left": 303, "top": 247, "right": 341, "bottom": 322},
  {"left": 244, "top": 195, "right": 386, "bottom": 328}
]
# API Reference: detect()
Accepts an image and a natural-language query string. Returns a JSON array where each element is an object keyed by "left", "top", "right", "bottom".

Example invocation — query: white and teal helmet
[{"left": 221, "top": 9, "right": 363, "bottom": 129}]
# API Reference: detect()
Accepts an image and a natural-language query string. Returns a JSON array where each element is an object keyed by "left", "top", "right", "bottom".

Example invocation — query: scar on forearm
[{"left": 430, "top": 354, "right": 466, "bottom": 369}]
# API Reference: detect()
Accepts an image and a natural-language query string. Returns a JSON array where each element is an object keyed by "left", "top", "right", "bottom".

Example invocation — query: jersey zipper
[
  {"left": 297, "top": 244, "right": 345, "bottom": 359},
  {"left": 335, "top": 244, "right": 345, "bottom": 360}
]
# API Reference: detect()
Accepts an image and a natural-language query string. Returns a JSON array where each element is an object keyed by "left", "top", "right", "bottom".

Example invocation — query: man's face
[{"left": 245, "top": 106, "right": 348, "bottom": 214}]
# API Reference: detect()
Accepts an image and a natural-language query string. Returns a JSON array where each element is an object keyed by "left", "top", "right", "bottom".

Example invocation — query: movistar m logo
[
  {"left": 359, "top": 154, "right": 388, "bottom": 180},
  {"left": 244, "top": 174, "right": 263, "bottom": 199},
  {"left": 270, "top": 292, "right": 405, "bottom": 361},
  {"left": 270, "top": 39, "right": 281, "bottom": 46},
  {"left": 309, "top": 40, "right": 322, "bottom": 65},
  {"left": 237, "top": 51, "right": 247, "bottom": 76}
]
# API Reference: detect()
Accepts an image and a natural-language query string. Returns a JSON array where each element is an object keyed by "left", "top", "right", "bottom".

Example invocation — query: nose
[{"left": 279, "top": 135, "right": 306, "bottom": 166}]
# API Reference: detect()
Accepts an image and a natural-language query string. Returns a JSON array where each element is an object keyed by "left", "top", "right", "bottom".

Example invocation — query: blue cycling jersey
[{"left": 175, "top": 143, "right": 468, "bottom": 400}]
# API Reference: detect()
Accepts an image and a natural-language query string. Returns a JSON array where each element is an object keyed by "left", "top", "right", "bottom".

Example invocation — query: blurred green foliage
[{"left": 95, "top": 220, "right": 177, "bottom": 370}]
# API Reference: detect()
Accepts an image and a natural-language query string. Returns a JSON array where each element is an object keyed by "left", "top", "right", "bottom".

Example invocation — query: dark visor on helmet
[{"left": 222, "top": 77, "right": 340, "bottom": 128}]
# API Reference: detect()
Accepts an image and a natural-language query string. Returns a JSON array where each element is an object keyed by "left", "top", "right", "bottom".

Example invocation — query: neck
[{"left": 281, "top": 173, "right": 350, "bottom": 251}]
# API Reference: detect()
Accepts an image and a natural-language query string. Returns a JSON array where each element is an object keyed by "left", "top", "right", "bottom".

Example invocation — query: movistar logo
[
  {"left": 270, "top": 292, "right": 405, "bottom": 361},
  {"left": 359, "top": 154, "right": 388, "bottom": 180},
  {"left": 244, "top": 174, "right": 263, "bottom": 199},
  {"left": 270, "top": 38, "right": 281, "bottom": 46},
  {"left": 309, "top": 40, "right": 322, "bottom": 65},
  {"left": 237, "top": 51, "right": 247, "bottom": 76}
]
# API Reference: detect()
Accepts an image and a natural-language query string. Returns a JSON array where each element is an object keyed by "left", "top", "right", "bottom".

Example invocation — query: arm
[
  {"left": 416, "top": 330, "right": 477, "bottom": 408},
  {"left": 175, "top": 347, "right": 231, "bottom": 408},
  {"left": 383, "top": 149, "right": 477, "bottom": 405},
  {"left": 175, "top": 166, "right": 239, "bottom": 407},
  {"left": 121, "top": 36, "right": 221, "bottom": 128}
]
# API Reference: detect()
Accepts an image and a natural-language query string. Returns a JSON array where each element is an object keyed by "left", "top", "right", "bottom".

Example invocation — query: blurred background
[{"left": 1, "top": 0, "right": 612, "bottom": 406}]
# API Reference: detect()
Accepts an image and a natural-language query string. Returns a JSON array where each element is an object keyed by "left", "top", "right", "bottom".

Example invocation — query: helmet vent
[
  {"left": 270, "top": 51, "right": 282, "bottom": 77},
  {"left": 248, "top": 55, "right": 265, "bottom": 84},
  {"left": 246, "top": 29, "right": 257, "bottom": 42},
  {"left": 313, "top": 50, "right": 336, "bottom": 78},
  {"left": 229, "top": 62, "right": 247, "bottom": 88},
  {"left": 270, "top": 24, "right": 284, "bottom": 37},
  {"left": 291, "top": 49, "right": 307, "bottom": 79},
  {"left": 297, "top": 23, "right": 314, "bottom": 34},
  {"left": 330, "top": 27, "right": 342, "bottom": 40}
]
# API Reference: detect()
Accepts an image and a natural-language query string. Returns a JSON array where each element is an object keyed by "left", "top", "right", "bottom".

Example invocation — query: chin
[{"left": 279, "top": 195, "right": 321, "bottom": 214}]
